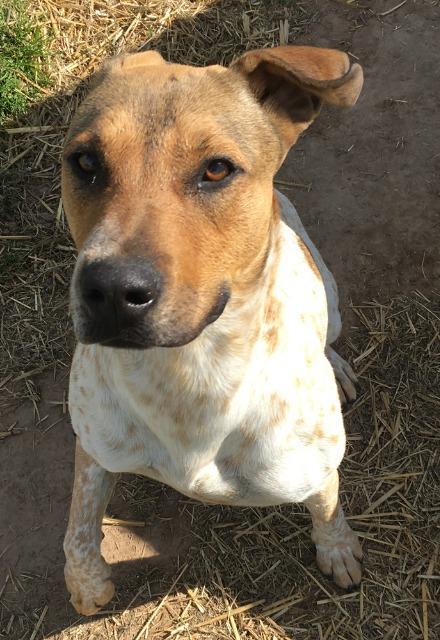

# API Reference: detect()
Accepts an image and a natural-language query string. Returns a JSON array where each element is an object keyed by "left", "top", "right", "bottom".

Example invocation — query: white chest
[{"left": 69, "top": 338, "right": 344, "bottom": 507}]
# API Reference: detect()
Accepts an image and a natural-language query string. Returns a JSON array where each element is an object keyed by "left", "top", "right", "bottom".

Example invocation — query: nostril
[
  {"left": 124, "top": 288, "right": 154, "bottom": 307},
  {"left": 84, "top": 288, "right": 106, "bottom": 305}
]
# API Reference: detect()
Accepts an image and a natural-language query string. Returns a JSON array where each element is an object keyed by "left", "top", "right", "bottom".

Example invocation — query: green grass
[{"left": 0, "top": 0, "right": 51, "bottom": 124}]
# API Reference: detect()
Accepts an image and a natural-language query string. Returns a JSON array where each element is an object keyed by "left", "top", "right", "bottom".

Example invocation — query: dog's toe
[
  {"left": 326, "top": 346, "right": 358, "bottom": 404},
  {"left": 316, "top": 543, "right": 362, "bottom": 589},
  {"left": 70, "top": 578, "right": 115, "bottom": 616},
  {"left": 315, "top": 526, "right": 363, "bottom": 590},
  {"left": 337, "top": 375, "right": 357, "bottom": 404},
  {"left": 65, "top": 561, "right": 115, "bottom": 616}
]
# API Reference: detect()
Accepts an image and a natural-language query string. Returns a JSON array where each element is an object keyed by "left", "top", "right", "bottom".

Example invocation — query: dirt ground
[{"left": 1, "top": 1, "right": 439, "bottom": 639}]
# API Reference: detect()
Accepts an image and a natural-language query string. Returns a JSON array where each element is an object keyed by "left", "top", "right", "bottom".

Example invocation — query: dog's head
[{"left": 62, "top": 46, "right": 362, "bottom": 349}]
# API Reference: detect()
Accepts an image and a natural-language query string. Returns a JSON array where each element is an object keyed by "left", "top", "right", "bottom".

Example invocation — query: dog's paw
[
  {"left": 65, "top": 561, "right": 115, "bottom": 616},
  {"left": 325, "top": 346, "right": 357, "bottom": 404},
  {"left": 315, "top": 531, "right": 363, "bottom": 589}
]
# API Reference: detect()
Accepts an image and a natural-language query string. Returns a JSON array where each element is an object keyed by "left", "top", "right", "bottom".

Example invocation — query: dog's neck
[{"left": 156, "top": 219, "right": 282, "bottom": 389}]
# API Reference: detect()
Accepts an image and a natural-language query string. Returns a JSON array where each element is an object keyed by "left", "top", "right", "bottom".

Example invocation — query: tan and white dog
[{"left": 62, "top": 45, "right": 364, "bottom": 616}]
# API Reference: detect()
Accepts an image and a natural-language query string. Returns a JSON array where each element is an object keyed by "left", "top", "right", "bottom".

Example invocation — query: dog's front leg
[
  {"left": 305, "top": 470, "right": 362, "bottom": 589},
  {"left": 64, "top": 440, "right": 117, "bottom": 615}
]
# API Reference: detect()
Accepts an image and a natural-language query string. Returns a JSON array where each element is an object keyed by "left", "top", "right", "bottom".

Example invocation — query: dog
[{"left": 61, "top": 45, "right": 364, "bottom": 616}]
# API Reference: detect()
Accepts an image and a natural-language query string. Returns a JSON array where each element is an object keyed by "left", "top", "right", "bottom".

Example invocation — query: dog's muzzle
[{"left": 74, "top": 256, "right": 162, "bottom": 348}]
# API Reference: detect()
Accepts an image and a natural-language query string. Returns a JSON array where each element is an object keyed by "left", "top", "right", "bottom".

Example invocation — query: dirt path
[{"left": 1, "top": 2, "right": 439, "bottom": 638}]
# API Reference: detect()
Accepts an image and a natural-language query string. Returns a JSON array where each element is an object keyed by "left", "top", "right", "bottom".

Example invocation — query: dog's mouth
[{"left": 73, "top": 286, "right": 231, "bottom": 350}]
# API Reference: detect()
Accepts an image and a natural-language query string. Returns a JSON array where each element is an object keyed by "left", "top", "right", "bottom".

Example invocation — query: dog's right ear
[
  {"left": 89, "top": 50, "right": 166, "bottom": 90},
  {"left": 110, "top": 50, "right": 167, "bottom": 71},
  {"left": 231, "top": 46, "right": 363, "bottom": 152}
]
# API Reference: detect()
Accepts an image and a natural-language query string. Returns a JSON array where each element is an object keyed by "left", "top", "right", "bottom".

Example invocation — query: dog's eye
[
  {"left": 203, "top": 159, "right": 233, "bottom": 182},
  {"left": 76, "top": 152, "right": 98, "bottom": 175}
]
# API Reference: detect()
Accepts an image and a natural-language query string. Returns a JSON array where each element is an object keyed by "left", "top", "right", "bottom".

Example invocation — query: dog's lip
[
  {"left": 74, "top": 284, "right": 231, "bottom": 349},
  {"left": 99, "top": 337, "right": 153, "bottom": 349},
  {"left": 76, "top": 325, "right": 197, "bottom": 350},
  {"left": 204, "top": 286, "right": 230, "bottom": 325},
  {"left": 75, "top": 326, "right": 154, "bottom": 349}
]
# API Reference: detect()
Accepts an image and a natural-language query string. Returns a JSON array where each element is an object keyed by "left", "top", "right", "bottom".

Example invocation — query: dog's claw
[{"left": 315, "top": 532, "right": 363, "bottom": 589}]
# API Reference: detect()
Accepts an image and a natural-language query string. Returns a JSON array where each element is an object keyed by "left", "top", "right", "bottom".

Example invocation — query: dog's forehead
[
  {"left": 66, "top": 60, "right": 269, "bottom": 163},
  {"left": 72, "top": 62, "right": 251, "bottom": 134},
  {"left": 111, "top": 58, "right": 224, "bottom": 89}
]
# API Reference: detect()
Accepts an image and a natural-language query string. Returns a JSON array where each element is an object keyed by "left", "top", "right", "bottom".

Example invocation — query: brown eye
[
  {"left": 76, "top": 152, "right": 98, "bottom": 174},
  {"left": 203, "top": 159, "right": 233, "bottom": 182}
]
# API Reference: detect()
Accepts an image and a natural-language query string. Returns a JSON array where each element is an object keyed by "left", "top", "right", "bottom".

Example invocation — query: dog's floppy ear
[{"left": 231, "top": 46, "right": 363, "bottom": 149}]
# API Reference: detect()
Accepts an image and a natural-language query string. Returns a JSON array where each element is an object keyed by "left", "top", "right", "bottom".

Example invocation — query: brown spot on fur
[
  {"left": 191, "top": 391, "right": 210, "bottom": 412},
  {"left": 95, "top": 362, "right": 107, "bottom": 389},
  {"left": 168, "top": 404, "right": 192, "bottom": 446},
  {"left": 142, "top": 393, "right": 154, "bottom": 407},
  {"left": 239, "top": 422, "right": 258, "bottom": 447},
  {"left": 129, "top": 386, "right": 153, "bottom": 408},
  {"left": 171, "top": 405, "right": 186, "bottom": 426},
  {"left": 154, "top": 378, "right": 167, "bottom": 396},
  {"left": 312, "top": 424, "right": 341, "bottom": 443},
  {"left": 264, "top": 325, "right": 279, "bottom": 353},
  {"left": 314, "top": 426, "right": 325, "bottom": 439},
  {"left": 263, "top": 229, "right": 282, "bottom": 307},
  {"left": 305, "top": 353, "right": 314, "bottom": 367},
  {"left": 176, "top": 430, "right": 190, "bottom": 446},
  {"left": 298, "top": 238, "right": 321, "bottom": 281},
  {"left": 262, "top": 228, "right": 283, "bottom": 354},
  {"left": 269, "top": 393, "right": 288, "bottom": 424},
  {"left": 264, "top": 296, "right": 282, "bottom": 324},
  {"left": 312, "top": 316, "right": 326, "bottom": 344},
  {"left": 264, "top": 294, "right": 281, "bottom": 350},
  {"left": 126, "top": 423, "right": 136, "bottom": 435}
]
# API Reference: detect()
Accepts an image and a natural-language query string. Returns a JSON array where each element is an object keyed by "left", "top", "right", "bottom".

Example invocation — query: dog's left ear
[{"left": 231, "top": 46, "right": 363, "bottom": 150}]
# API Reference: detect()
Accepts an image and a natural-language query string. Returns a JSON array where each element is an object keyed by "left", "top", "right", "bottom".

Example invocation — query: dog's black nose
[{"left": 78, "top": 257, "right": 162, "bottom": 344}]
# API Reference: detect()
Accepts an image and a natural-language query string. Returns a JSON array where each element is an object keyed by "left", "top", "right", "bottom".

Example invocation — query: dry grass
[{"left": 1, "top": 1, "right": 439, "bottom": 639}]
